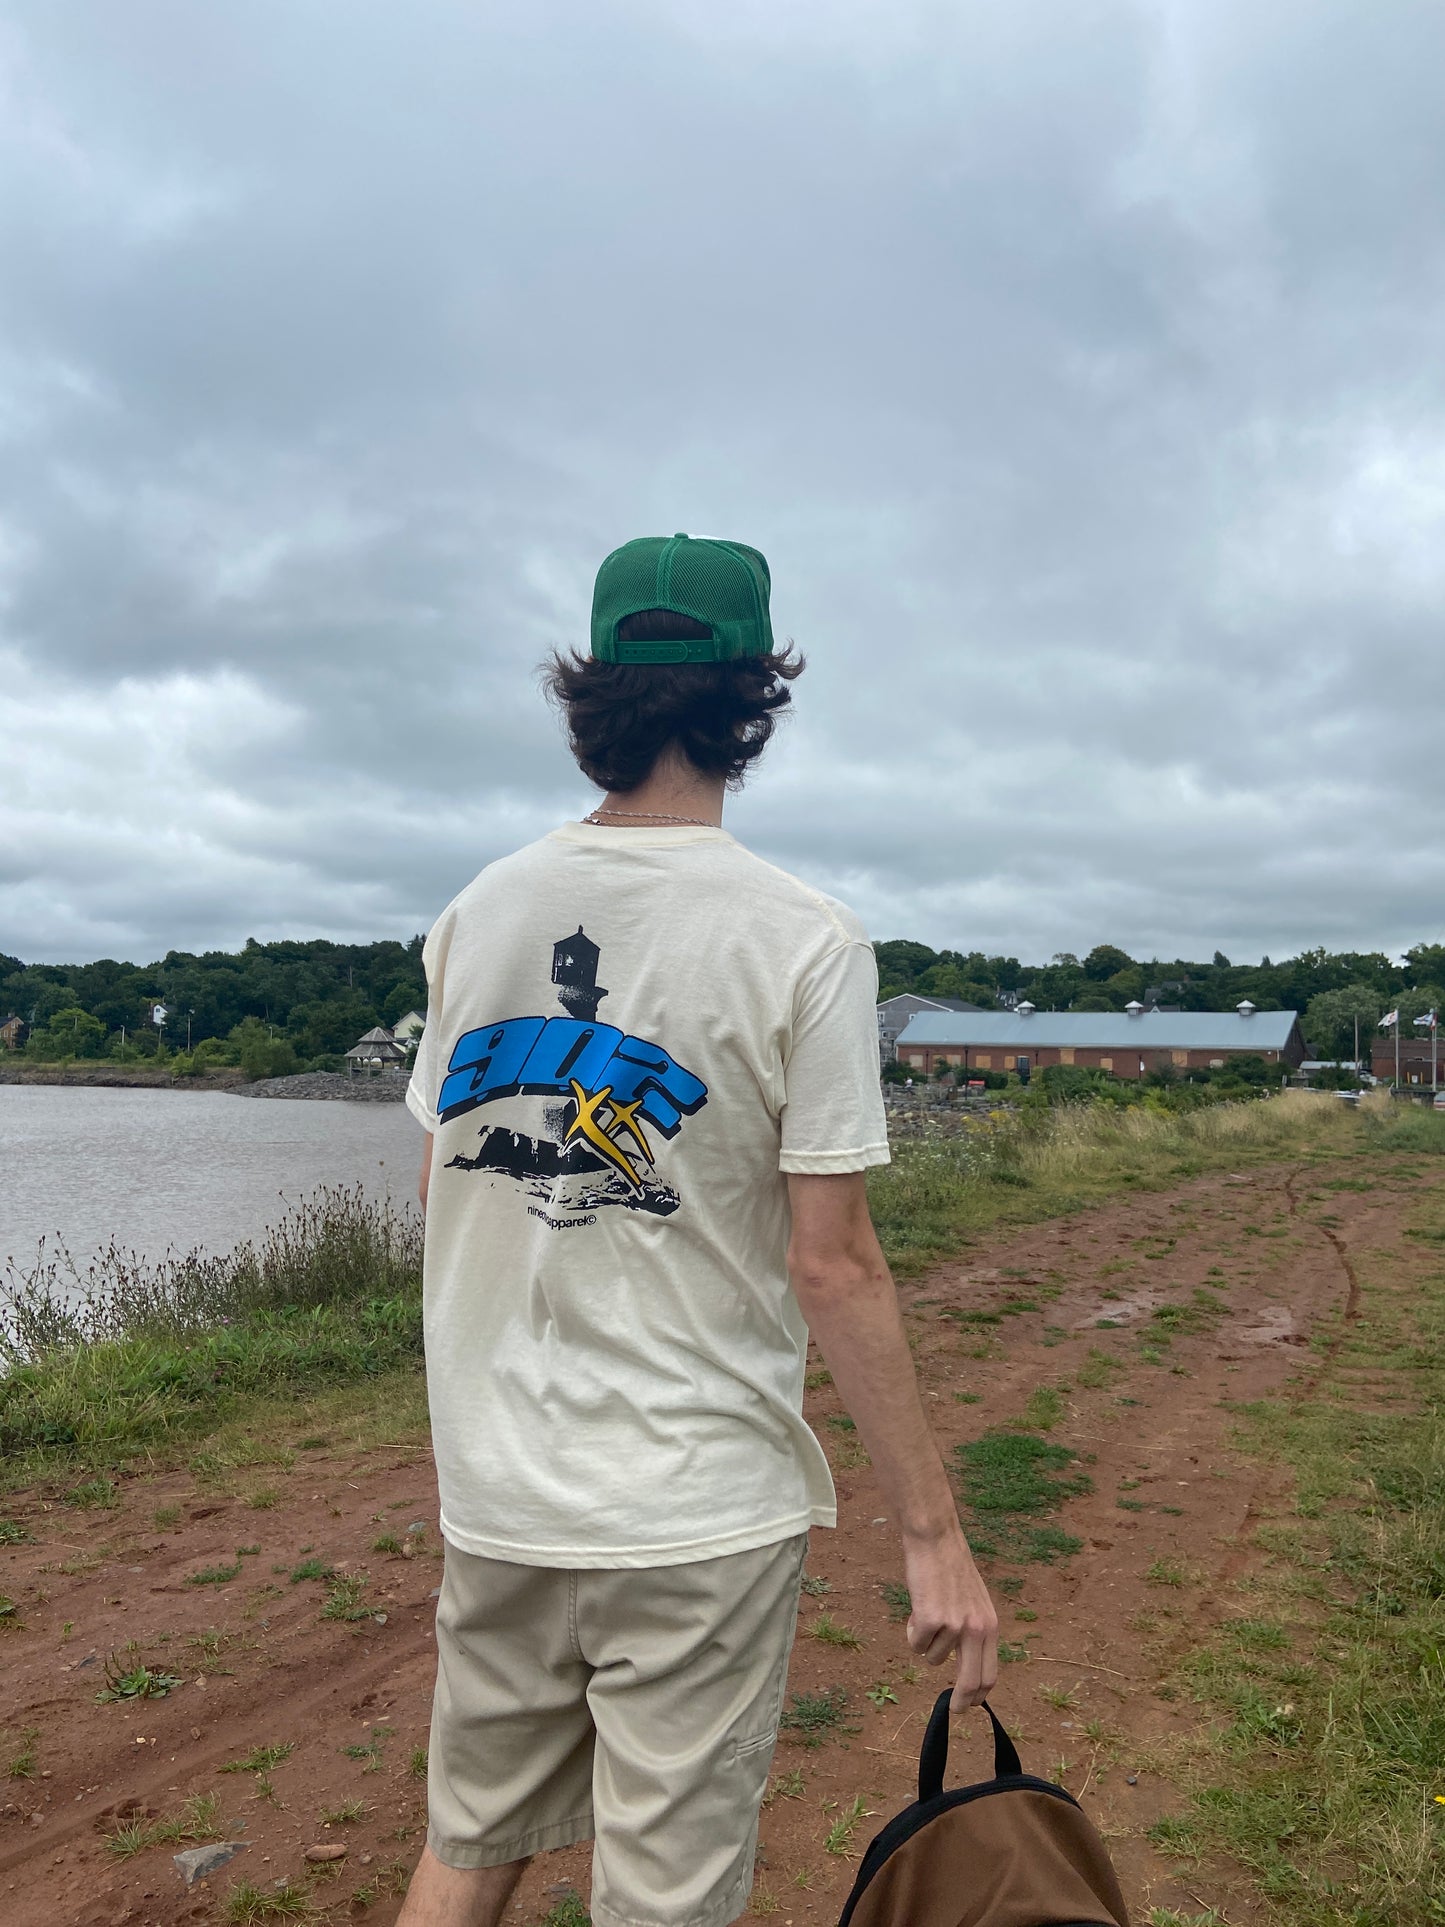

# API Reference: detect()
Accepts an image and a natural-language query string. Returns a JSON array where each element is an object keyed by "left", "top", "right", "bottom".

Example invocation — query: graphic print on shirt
[{"left": 439, "top": 928, "right": 708, "bottom": 1223}]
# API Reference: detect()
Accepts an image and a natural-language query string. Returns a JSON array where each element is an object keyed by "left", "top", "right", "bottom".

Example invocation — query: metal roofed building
[
  {"left": 894, "top": 1005, "right": 1307, "bottom": 1081},
  {"left": 877, "top": 992, "right": 980, "bottom": 1063}
]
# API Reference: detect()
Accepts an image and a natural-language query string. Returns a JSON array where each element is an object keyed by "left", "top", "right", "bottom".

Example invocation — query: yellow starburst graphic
[{"left": 564, "top": 1079, "right": 649, "bottom": 1188}]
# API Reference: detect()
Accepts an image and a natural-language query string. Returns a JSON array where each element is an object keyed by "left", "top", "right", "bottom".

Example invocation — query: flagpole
[{"left": 1396, "top": 1011, "right": 1400, "bottom": 1090}]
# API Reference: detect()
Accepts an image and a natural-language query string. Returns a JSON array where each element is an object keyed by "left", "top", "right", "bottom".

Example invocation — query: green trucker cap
[{"left": 590, "top": 532, "right": 775, "bottom": 663}]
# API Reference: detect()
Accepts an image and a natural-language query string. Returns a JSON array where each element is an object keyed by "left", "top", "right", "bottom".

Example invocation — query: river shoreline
[
  {"left": 0, "top": 1063, "right": 410, "bottom": 1100},
  {"left": 0, "top": 1061, "right": 245, "bottom": 1092}
]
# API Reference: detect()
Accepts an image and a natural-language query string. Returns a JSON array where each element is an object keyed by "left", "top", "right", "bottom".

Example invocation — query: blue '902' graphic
[
  {"left": 438, "top": 1016, "right": 708, "bottom": 1136},
  {"left": 437, "top": 929, "right": 707, "bottom": 1221}
]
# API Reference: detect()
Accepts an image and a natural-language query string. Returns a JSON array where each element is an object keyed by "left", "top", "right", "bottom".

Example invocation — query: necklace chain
[{"left": 584, "top": 808, "right": 717, "bottom": 828}]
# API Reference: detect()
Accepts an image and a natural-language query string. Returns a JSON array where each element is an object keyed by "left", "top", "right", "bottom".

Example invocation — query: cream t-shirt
[{"left": 407, "top": 822, "right": 889, "bottom": 1567}]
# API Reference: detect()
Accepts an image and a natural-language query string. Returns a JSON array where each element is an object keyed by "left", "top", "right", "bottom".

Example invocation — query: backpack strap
[{"left": 918, "top": 1691, "right": 1024, "bottom": 1801}]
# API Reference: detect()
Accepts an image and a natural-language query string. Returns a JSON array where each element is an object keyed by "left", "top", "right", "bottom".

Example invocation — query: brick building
[
  {"left": 1370, "top": 1034, "right": 1441, "bottom": 1087},
  {"left": 893, "top": 1003, "right": 1306, "bottom": 1080}
]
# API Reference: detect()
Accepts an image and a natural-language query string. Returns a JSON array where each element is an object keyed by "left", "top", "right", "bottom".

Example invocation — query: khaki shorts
[{"left": 427, "top": 1533, "right": 808, "bottom": 1927}]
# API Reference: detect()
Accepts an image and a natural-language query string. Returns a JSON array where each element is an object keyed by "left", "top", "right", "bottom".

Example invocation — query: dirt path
[{"left": 0, "top": 1151, "right": 1425, "bottom": 1926}]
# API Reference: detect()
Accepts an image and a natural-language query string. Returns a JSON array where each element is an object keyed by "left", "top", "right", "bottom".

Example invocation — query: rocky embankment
[
  {"left": 0, "top": 1063, "right": 245, "bottom": 1092},
  {"left": 238, "top": 1071, "right": 410, "bottom": 1102}
]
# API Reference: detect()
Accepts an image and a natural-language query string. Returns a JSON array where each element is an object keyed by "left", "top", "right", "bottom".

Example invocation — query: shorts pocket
[{"left": 730, "top": 1726, "right": 779, "bottom": 1769}]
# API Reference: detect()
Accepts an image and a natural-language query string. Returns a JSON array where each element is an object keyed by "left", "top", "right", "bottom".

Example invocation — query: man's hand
[{"left": 900, "top": 1524, "right": 999, "bottom": 1711}]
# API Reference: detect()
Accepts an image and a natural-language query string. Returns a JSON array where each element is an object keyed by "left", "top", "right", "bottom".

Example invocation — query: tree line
[
  {"left": 876, "top": 940, "right": 1445, "bottom": 1062},
  {"left": 4, "top": 933, "right": 1442, "bottom": 1076},
  {"left": 0, "top": 937, "right": 427, "bottom": 1078}
]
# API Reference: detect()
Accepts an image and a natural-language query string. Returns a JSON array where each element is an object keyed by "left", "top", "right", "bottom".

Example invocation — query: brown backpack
[{"left": 836, "top": 1692, "right": 1130, "bottom": 1927}]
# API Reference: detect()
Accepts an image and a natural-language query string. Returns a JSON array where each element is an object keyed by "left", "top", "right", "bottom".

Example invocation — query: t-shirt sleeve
[
  {"left": 405, "top": 930, "right": 443, "bottom": 1133},
  {"left": 778, "top": 938, "right": 890, "bottom": 1174}
]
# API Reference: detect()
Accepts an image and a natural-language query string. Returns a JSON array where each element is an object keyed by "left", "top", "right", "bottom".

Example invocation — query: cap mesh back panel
[{"left": 668, "top": 548, "right": 754, "bottom": 624}]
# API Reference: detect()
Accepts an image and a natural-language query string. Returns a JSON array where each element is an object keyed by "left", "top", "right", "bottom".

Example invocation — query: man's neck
[{"left": 588, "top": 761, "right": 726, "bottom": 828}]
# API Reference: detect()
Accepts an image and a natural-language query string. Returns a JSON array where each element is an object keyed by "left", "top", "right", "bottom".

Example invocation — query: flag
[
  {"left": 1379, "top": 1010, "right": 1399, "bottom": 1027},
  {"left": 1414, "top": 1010, "right": 1438, "bottom": 1029}
]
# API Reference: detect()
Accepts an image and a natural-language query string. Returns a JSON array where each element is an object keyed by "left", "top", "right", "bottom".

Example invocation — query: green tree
[
  {"left": 1083, "top": 944, "right": 1133, "bottom": 981},
  {"left": 1394, "top": 985, "right": 1445, "bottom": 1029},
  {"left": 27, "top": 1006, "right": 107, "bottom": 1059},
  {"left": 1303, "top": 984, "right": 1383, "bottom": 1060}
]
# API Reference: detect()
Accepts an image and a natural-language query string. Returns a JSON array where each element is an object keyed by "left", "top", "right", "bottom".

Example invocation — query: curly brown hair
[{"left": 544, "top": 610, "right": 805, "bottom": 793}]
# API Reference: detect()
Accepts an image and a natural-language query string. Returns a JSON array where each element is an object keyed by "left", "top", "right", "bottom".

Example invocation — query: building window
[
  {"left": 1172, "top": 1050, "right": 1188, "bottom": 1067},
  {"left": 1059, "top": 1047, "right": 1074, "bottom": 1064},
  {"left": 1209, "top": 1058, "right": 1224, "bottom": 1069},
  {"left": 1100, "top": 1057, "right": 1113, "bottom": 1071},
  {"left": 1004, "top": 1055, "right": 1016, "bottom": 1070},
  {"left": 908, "top": 1053, "right": 925, "bottom": 1067},
  {"left": 976, "top": 1054, "right": 991, "bottom": 1069}
]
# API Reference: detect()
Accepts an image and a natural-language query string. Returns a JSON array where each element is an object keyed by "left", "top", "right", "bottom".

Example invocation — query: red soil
[{"left": 0, "top": 1154, "right": 1420, "bottom": 1926}]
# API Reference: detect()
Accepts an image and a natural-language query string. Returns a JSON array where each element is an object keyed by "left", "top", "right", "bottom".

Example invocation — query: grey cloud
[{"left": 2, "top": 0, "right": 1445, "bottom": 965}]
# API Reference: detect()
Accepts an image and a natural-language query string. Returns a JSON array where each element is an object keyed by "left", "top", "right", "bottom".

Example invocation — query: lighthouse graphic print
[{"left": 438, "top": 928, "right": 708, "bottom": 1223}]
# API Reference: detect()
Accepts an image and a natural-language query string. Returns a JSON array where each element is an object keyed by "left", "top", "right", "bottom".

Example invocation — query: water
[{"left": 0, "top": 1085, "right": 427, "bottom": 1275}]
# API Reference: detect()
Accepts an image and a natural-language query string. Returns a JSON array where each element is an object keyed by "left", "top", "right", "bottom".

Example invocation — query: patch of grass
[
  {"left": 1076, "top": 1347, "right": 1125, "bottom": 1390},
  {"left": 220, "top": 1742, "right": 293, "bottom": 1774},
  {"left": 953, "top": 1430, "right": 1092, "bottom": 1564},
  {"left": 0, "top": 1517, "right": 30, "bottom": 1544},
  {"left": 880, "top": 1582, "right": 911, "bottom": 1621},
  {"left": 7, "top": 1726, "right": 39, "bottom": 1779},
  {"left": 105, "top": 1790, "right": 225, "bottom": 1858},
  {"left": 1019, "top": 1385, "right": 1065, "bottom": 1431},
  {"left": 762, "top": 1767, "right": 805, "bottom": 1805},
  {"left": 952, "top": 1390, "right": 983, "bottom": 1404},
  {"left": 319, "top": 1798, "right": 367, "bottom": 1825},
  {"left": 247, "top": 1485, "right": 280, "bottom": 1509},
  {"left": 341, "top": 1722, "right": 393, "bottom": 1771},
  {"left": 408, "top": 1744, "right": 428, "bottom": 1778},
  {"left": 372, "top": 1532, "right": 403, "bottom": 1554},
  {"left": 64, "top": 1477, "right": 117, "bottom": 1509},
  {"left": 319, "top": 1571, "right": 376, "bottom": 1621},
  {"left": 289, "top": 1556, "right": 334, "bottom": 1583},
  {"left": 999, "top": 1640, "right": 1030, "bottom": 1663},
  {"left": 223, "top": 1879, "right": 314, "bottom": 1923},
  {"left": 825, "top": 1413, "right": 856, "bottom": 1432},
  {"left": 95, "top": 1657, "right": 182, "bottom": 1702},
  {"left": 865, "top": 1681, "right": 899, "bottom": 1707},
  {"left": 799, "top": 1574, "right": 831, "bottom": 1597},
  {"left": 779, "top": 1687, "right": 859, "bottom": 1749},
  {"left": 809, "top": 1613, "right": 863, "bottom": 1650},
  {"left": 1145, "top": 1559, "right": 1191, "bottom": 1589},
  {"left": 187, "top": 1562, "right": 242, "bottom": 1586}
]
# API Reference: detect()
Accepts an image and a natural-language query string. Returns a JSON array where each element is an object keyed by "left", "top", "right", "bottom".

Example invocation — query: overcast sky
[{"left": 4, "top": 0, "right": 1445, "bottom": 969}]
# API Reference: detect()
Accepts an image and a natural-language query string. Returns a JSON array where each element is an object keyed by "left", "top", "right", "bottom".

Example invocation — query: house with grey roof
[
  {"left": 894, "top": 1002, "right": 1306, "bottom": 1081},
  {"left": 876, "top": 992, "right": 980, "bottom": 1063}
]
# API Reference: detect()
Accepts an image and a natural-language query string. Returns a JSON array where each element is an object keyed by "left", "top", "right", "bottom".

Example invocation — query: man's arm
[
  {"left": 418, "top": 1133, "right": 433, "bottom": 1213},
  {"left": 786, "top": 1170, "right": 998, "bottom": 1708}
]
